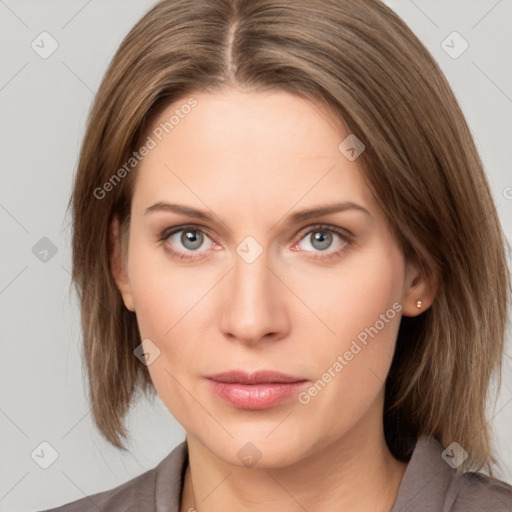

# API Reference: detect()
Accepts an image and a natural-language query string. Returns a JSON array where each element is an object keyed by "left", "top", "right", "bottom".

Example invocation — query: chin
[{"left": 197, "top": 426, "right": 324, "bottom": 469}]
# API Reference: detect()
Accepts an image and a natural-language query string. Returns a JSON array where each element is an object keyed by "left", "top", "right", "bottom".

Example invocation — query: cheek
[
  {"left": 294, "top": 237, "right": 405, "bottom": 412},
  {"left": 126, "top": 228, "right": 203, "bottom": 337},
  {"left": 296, "top": 238, "right": 405, "bottom": 350},
  {"left": 126, "top": 235, "right": 213, "bottom": 400},
  {"left": 342, "top": 245, "right": 404, "bottom": 365},
  {"left": 127, "top": 245, "right": 206, "bottom": 422}
]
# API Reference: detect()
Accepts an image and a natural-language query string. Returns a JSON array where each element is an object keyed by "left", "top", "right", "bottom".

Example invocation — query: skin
[{"left": 112, "top": 89, "right": 436, "bottom": 512}]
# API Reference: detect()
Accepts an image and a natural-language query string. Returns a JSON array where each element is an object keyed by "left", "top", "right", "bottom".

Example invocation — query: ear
[
  {"left": 401, "top": 258, "right": 438, "bottom": 317},
  {"left": 110, "top": 214, "right": 135, "bottom": 312}
]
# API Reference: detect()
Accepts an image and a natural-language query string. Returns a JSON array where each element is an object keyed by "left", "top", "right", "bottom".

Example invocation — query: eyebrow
[{"left": 144, "top": 201, "right": 372, "bottom": 225}]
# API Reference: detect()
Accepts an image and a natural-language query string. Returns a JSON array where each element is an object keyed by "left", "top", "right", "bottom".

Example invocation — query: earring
[{"left": 416, "top": 300, "right": 422, "bottom": 309}]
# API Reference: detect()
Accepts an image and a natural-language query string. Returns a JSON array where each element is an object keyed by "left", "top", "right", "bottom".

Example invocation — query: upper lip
[{"left": 206, "top": 370, "right": 307, "bottom": 384}]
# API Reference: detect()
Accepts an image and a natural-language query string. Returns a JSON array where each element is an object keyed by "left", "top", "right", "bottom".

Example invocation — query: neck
[{"left": 181, "top": 405, "right": 408, "bottom": 512}]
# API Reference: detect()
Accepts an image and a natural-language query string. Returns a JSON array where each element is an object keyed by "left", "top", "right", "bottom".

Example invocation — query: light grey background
[{"left": 1, "top": 1, "right": 511, "bottom": 510}]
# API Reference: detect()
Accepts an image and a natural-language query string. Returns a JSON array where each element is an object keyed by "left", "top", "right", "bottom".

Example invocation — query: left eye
[{"left": 296, "top": 226, "right": 346, "bottom": 253}]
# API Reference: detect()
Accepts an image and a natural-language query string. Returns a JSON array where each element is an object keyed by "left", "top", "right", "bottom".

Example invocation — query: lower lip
[{"left": 206, "top": 379, "right": 308, "bottom": 410}]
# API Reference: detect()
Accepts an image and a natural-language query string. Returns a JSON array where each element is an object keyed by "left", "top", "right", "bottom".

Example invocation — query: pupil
[
  {"left": 183, "top": 230, "right": 202, "bottom": 250},
  {"left": 313, "top": 231, "right": 331, "bottom": 250}
]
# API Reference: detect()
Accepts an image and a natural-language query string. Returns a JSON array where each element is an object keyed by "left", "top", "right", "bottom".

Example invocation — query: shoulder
[
  {"left": 37, "top": 466, "right": 157, "bottom": 512},
  {"left": 391, "top": 436, "right": 512, "bottom": 512},
  {"left": 452, "top": 471, "right": 512, "bottom": 511},
  {"left": 36, "top": 441, "right": 188, "bottom": 512}
]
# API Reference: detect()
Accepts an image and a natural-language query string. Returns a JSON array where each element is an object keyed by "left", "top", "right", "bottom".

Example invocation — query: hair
[{"left": 70, "top": 0, "right": 510, "bottom": 474}]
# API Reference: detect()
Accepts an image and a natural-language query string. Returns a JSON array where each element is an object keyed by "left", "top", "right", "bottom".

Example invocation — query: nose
[{"left": 217, "top": 247, "right": 290, "bottom": 346}]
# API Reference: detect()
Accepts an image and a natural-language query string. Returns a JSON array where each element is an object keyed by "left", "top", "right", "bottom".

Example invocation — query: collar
[
  {"left": 151, "top": 436, "right": 463, "bottom": 512},
  {"left": 390, "top": 435, "right": 464, "bottom": 512}
]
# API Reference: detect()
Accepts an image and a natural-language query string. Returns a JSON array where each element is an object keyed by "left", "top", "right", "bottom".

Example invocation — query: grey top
[{"left": 39, "top": 436, "right": 512, "bottom": 512}]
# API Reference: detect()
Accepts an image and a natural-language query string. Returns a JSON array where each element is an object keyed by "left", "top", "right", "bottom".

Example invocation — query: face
[{"left": 114, "top": 88, "right": 424, "bottom": 468}]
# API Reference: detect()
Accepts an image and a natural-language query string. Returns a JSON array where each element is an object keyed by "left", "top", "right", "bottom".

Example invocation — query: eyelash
[{"left": 158, "top": 223, "right": 352, "bottom": 262}]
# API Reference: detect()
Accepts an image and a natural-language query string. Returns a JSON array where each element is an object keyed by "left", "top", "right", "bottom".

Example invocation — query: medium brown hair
[{"left": 70, "top": 0, "right": 510, "bottom": 473}]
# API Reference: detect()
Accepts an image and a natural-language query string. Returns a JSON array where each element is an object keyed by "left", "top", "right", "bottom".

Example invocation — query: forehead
[{"left": 132, "top": 89, "right": 376, "bottom": 222}]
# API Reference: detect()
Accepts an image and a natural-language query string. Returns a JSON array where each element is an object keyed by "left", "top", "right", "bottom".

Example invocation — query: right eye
[{"left": 160, "top": 225, "right": 217, "bottom": 261}]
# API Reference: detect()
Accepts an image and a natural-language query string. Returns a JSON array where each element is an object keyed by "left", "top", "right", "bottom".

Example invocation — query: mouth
[{"left": 205, "top": 370, "right": 309, "bottom": 410}]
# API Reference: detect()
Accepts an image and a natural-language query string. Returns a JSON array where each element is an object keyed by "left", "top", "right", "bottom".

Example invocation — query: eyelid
[
  {"left": 291, "top": 223, "right": 352, "bottom": 261},
  {"left": 159, "top": 223, "right": 214, "bottom": 240},
  {"left": 159, "top": 222, "right": 353, "bottom": 260},
  {"left": 160, "top": 222, "right": 353, "bottom": 242},
  {"left": 159, "top": 224, "right": 217, "bottom": 249},
  {"left": 294, "top": 222, "right": 354, "bottom": 241}
]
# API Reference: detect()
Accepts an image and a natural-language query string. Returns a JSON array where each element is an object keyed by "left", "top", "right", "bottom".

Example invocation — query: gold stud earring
[{"left": 416, "top": 300, "right": 422, "bottom": 309}]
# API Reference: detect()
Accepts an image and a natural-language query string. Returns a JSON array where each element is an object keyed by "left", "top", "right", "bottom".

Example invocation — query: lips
[
  {"left": 207, "top": 370, "right": 306, "bottom": 384},
  {"left": 205, "top": 370, "right": 308, "bottom": 409}
]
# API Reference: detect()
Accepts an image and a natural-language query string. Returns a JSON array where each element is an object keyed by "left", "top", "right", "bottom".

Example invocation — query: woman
[{"left": 40, "top": 0, "right": 512, "bottom": 510}]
